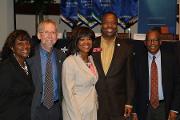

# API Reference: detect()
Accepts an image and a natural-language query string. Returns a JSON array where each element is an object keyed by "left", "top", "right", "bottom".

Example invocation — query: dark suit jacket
[
  {"left": 0, "top": 54, "right": 34, "bottom": 120},
  {"left": 175, "top": 42, "right": 180, "bottom": 67},
  {"left": 27, "top": 46, "right": 66, "bottom": 120},
  {"left": 134, "top": 42, "right": 180, "bottom": 120},
  {"left": 92, "top": 37, "right": 135, "bottom": 120}
]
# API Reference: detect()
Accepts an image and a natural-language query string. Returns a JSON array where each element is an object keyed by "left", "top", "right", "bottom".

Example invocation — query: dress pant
[
  {"left": 146, "top": 101, "right": 166, "bottom": 120},
  {"left": 33, "top": 101, "right": 62, "bottom": 120}
]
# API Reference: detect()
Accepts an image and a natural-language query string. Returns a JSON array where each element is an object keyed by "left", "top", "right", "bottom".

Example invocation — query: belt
[{"left": 148, "top": 100, "right": 164, "bottom": 104}]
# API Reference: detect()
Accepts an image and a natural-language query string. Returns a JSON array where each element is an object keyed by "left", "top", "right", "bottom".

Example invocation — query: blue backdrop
[
  {"left": 138, "top": 0, "right": 177, "bottom": 34},
  {"left": 60, "top": 0, "right": 138, "bottom": 29}
]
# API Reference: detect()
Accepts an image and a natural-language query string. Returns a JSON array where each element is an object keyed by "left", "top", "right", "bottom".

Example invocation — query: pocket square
[{"left": 93, "top": 48, "right": 102, "bottom": 52}]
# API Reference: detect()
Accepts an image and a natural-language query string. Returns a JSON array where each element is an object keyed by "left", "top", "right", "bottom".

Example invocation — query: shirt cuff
[
  {"left": 125, "top": 104, "right": 133, "bottom": 108},
  {"left": 170, "top": 110, "right": 178, "bottom": 114}
]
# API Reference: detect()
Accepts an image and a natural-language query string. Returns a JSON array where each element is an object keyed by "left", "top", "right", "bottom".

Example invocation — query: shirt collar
[
  {"left": 40, "top": 46, "right": 54, "bottom": 57},
  {"left": 148, "top": 50, "right": 161, "bottom": 60},
  {"left": 101, "top": 36, "right": 116, "bottom": 43}
]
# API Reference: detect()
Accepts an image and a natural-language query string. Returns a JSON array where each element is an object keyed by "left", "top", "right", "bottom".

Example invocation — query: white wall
[{"left": 0, "top": 0, "right": 14, "bottom": 50}]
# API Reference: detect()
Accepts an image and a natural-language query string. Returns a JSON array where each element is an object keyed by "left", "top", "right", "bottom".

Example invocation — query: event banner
[
  {"left": 60, "top": 0, "right": 138, "bottom": 29},
  {"left": 138, "top": 0, "right": 177, "bottom": 34}
]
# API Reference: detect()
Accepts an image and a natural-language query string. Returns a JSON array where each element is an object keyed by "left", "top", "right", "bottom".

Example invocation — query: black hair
[
  {"left": 101, "top": 11, "right": 118, "bottom": 23},
  {"left": 145, "top": 28, "right": 161, "bottom": 41},
  {"left": 1, "top": 29, "right": 32, "bottom": 61},
  {"left": 69, "top": 26, "right": 95, "bottom": 55}
]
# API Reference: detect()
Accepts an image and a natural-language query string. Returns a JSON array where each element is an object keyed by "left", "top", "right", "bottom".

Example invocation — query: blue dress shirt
[{"left": 40, "top": 47, "right": 59, "bottom": 102}]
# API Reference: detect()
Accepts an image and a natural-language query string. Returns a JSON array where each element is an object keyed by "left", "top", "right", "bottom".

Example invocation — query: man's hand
[
  {"left": 168, "top": 111, "right": 177, "bottom": 120},
  {"left": 131, "top": 113, "right": 138, "bottom": 120},
  {"left": 124, "top": 105, "right": 132, "bottom": 118}
]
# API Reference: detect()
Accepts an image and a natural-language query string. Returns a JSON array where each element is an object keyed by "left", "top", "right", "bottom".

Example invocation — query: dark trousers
[
  {"left": 33, "top": 101, "right": 62, "bottom": 120},
  {"left": 146, "top": 101, "right": 166, "bottom": 120},
  {"left": 176, "top": 114, "right": 180, "bottom": 120}
]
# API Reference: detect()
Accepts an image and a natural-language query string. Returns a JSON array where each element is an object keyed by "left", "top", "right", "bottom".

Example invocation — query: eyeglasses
[{"left": 40, "top": 31, "right": 57, "bottom": 35}]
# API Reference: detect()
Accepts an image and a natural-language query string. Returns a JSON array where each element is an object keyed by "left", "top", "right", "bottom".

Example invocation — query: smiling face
[
  {"left": 70, "top": 27, "right": 95, "bottom": 55},
  {"left": 12, "top": 39, "right": 31, "bottom": 60},
  {"left": 78, "top": 36, "right": 93, "bottom": 56},
  {"left": 145, "top": 30, "right": 161, "bottom": 54},
  {"left": 38, "top": 21, "right": 58, "bottom": 52},
  {"left": 101, "top": 13, "right": 118, "bottom": 39}
]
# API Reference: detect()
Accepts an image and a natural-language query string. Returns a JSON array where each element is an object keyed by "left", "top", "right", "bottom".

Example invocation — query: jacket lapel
[
  {"left": 73, "top": 55, "right": 98, "bottom": 79},
  {"left": 31, "top": 46, "right": 43, "bottom": 91},
  {"left": 54, "top": 49, "right": 64, "bottom": 99},
  {"left": 160, "top": 48, "right": 167, "bottom": 93},
  {"left": 10, "top": 54, "right": 32, "bottom": 83},
  {"left": 54, "top": 49, "right": 63, "bottom": 79},
  {"left": 92, "top": 37, "right": 106, "bottom": 77},
  {"left": 142, "top": 52, "right": 149, "bottom": 95},
  {"left": 105, "top": 38, "right": 122, "bottom": 76}
]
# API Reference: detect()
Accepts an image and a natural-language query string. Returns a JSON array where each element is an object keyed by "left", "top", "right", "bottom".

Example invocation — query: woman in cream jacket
[{"left": 62, "top": 26, "right": 98, "bottom": 120}]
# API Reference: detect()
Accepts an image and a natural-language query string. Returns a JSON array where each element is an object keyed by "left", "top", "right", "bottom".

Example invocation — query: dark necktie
[
  {"left": 43, "top": 52, "right": 54, "bottom": 109},
  {"left": 150, "top": 56, "right": 159, "bottom": 109}
]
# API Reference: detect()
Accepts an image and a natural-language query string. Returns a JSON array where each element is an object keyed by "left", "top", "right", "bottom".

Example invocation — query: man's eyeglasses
[{"left": 40, "top": 31, "right": 57, "bottom": 35}]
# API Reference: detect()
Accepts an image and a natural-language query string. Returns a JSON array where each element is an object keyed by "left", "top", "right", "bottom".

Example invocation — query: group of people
[{"left": 0, "top": 11, "right": 180, "bottom": 120}]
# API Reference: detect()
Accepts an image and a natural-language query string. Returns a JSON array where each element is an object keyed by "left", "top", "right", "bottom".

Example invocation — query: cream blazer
[{"left": 62, "top": 54, "right": 98, "bottom": 120}]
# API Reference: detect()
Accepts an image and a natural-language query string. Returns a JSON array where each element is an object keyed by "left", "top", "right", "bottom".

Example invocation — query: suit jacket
[
  {"left": 134, "top": 42, "right": 180, "bottom": 120},
  {"left": 62, "top": 54, "right": 98, "bottom": 120},
  {"left": 92, "top": 37, "right": 135, "bottom": 120},
  {"left": 0, "top": 54, "right": 34, "bottom": 120},
  {"left": 27, "top": 46, "right": 66, "bottom": 119},
  {"left": 175, "top": 42, "right": 180, "bottom": 67}
]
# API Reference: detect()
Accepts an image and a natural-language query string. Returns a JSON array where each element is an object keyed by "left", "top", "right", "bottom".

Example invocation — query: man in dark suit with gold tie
[{"left": 92, "top": 12, "right": 135, "bottom": 120}]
